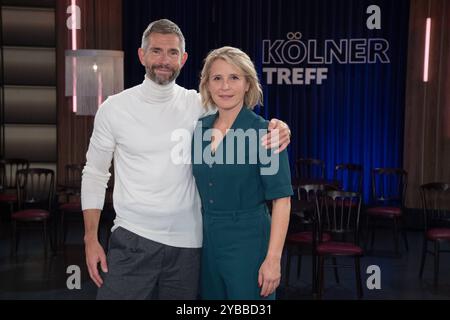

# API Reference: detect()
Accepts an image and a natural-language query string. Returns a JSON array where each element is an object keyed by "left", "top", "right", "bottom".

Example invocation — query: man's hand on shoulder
[{"left": 262, "top": 119, "right": 291, "bottom": 154}]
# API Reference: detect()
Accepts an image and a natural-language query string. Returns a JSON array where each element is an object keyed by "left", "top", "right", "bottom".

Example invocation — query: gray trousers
[{"left": 97, "top": 227, "right": 201, "bottom": 300}]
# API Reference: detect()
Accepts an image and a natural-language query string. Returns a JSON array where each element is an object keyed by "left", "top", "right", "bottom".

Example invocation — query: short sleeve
[{"left": 256, "top": 120, "right": 293, "bottom": 200}]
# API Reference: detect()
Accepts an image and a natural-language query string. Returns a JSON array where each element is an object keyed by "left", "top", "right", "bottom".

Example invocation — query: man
[{"left": 82, "top": 19, "right": 291, "bottom": 300}]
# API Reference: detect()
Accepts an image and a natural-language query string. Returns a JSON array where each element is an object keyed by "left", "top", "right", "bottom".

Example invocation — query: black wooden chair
[
  {"left": 316, "top": 190, "right": 364, "bottom": 299},
  {"left": 365, "top": 168, "right": 408, "bottom": 256},
  {"left": 285, "top": 183, "right": 338, "bottom": 295},
  {"left": 418, "top": 182, "right": 450, "bottom": 287},
  {"left": 0, "top": 159, "right": 29, "bottom": 219},
  {"left": 58, "top": 164, "right": 83, "bottom": 248},
  {"left": 11, "top": 169, "right": 55, "bottom": 257}
]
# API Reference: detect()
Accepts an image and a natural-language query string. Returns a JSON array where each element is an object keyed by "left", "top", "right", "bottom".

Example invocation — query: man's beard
[{"left": 146, "top": 64, "right": 180, "bottom": 85}]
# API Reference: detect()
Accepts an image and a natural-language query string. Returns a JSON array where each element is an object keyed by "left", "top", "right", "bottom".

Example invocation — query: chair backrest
[
  {"left": 319, "top": 190, "right": 362, "bottom": 244},
  {"left": 298, "top": 183, "right": 326, "bottom": 202},
  {"left": 0, "top": 159, "right": 29, "bottom": 191},
  {"left": 419, "top": 182, "right": 450, "bottom": 231},
  {"left": 295, "top": 158, "right": 325, "bottom": 180},
  {"left": 371, "top": 168, "right": 407, "bottom": 207},
  {"left": 64, "top": 164, "right": 83, "bottom": 195},
  {"left": 334, "top": 163, "right": 363, "bottom": 193},
  {"left": 294, "top": 184, "right": 324, "bottom": 224},
  {"left": 296, "top": 183, "right": 338, "bottom": 226},
  {"left": 17, "top": 168, "right": 55, "bottom": 211}
]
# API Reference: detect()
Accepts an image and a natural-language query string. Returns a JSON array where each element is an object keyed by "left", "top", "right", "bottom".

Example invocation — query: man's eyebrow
[{"left": 148, "top": 47, "right": 180, "bottom": 52}]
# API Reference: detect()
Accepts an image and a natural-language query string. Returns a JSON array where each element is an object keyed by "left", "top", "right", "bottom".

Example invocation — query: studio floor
[{"left": 1, "top": 215, "right": 449, "bottom": 300}]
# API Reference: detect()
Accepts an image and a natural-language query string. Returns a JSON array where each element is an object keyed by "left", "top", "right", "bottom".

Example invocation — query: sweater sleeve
[
  {"left": 81, "top": 102, "right": 115, "bottom": 210},
  {"left": 191, "top": 91, "right": 217, "bottom": 119}
]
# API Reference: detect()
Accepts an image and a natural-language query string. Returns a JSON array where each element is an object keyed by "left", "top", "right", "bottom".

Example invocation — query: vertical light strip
[
  {"left": 98, "top": 71, "right": 103, "bottom": 108},
  {"left": 72, "top": 0, "right": 78, "bottom": 112},
  {"left": 423, "top": 17, "right": 431, "bottom": 82},
  {"left": 71, "top": 0, "right": 77, "bottom": 50},
  {"left": 72, "top": 57, "right": 77, "bottom": 113}
]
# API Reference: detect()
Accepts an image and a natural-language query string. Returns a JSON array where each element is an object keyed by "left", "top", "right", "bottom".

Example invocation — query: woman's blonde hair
[{"left": 199, "top": 46, "right": 263, "bottom": 109}]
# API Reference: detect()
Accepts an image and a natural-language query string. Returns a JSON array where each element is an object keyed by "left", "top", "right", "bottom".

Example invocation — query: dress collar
[{"left": 201, "top": 106, "right": 252, "bottom": 129}]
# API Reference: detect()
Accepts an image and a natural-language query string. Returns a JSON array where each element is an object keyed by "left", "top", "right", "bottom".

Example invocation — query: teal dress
[{"left": 192, "top": 107, "right": 293, "bottom": 300}]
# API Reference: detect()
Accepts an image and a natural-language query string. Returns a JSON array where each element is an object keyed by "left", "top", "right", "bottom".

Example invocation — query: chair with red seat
[
  {"left": 316, "top": 190, "right": 363, "bottom": 299},
  {"left": 11, "top": 168, "right": 55, "bottom": 257},
  {"left": 418, "top": 182, "right": 450, "bottom": 287},
  {"left": 0, "top": 159, "right": 29, "bottom": 219},
  {"left": 285, "top": 183, "right": 338, "bottom": 294},
  {"left": 58, "top": 164, "right": 83, "bottom": 247},
  {"left": 365, "top": 168, "right": 408, "bottom": 255}
]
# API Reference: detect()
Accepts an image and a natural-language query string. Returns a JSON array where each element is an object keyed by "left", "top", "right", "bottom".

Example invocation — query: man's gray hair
[{"left": 141, "top": 19, "right": 186, "bottom": 53}]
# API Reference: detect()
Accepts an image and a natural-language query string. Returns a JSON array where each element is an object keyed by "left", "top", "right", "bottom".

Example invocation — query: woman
[{"left": 192, "top": 46, "right": 292, "bottom": 300}]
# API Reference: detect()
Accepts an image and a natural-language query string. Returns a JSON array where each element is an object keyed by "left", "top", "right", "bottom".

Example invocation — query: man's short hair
[{"left": 141, "top": 19, "right": 186, "bottom": 53}]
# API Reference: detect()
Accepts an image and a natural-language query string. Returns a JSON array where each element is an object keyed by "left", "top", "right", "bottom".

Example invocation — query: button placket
[{"left": 206, "top": 154, "right": 215, "bottom": 208}]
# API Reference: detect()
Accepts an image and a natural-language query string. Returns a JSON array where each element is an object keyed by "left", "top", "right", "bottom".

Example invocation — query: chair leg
[
  {"left": 61, "top": 211, "right": 69, "bottom": 249},
  {"left": 49, "top": 216, "right": 57, "bottom": 256},
  {"left": 297, "top": 254, "right": 302, "bottom": 279},
  {"left": 434, "top": 241, "right": 440, "bottom": 288},
  {"left": 59, "top": 211, "right": 65, "bottom": 248},
  {"left": 285, "top": 245, "right": 292, "bottom": 287},
  {"left": 8, "top": 202, "right": 14, "bottom": 217},
  {"left": 11, "top": 220, "right": 17, "bottom": 256},
  {"left": 355, "top": 256, "right": 363, "bottom": 299},
  {"left": 364, "top": 214, "right": 370, "bottom": 250},
  {"left": 312, "top": 251, "right": 317, "bottom": 295},
  {"left": 393, "top": 218, "right": 399, "bottom": 255},
  {"left": 370, "top": 218, "right": 376, "bottom": 252},
  {"left": 401, "top": 218, "right": 409, "bottom": 251},
  {"left": 43, "top": 220, "right": 48, "bottom": 257},
  {"left": 332, "top": 257, "right": 340, "bottom": 284},
  {"left": 419, "top": 237, "right": 427, "bottom": 278},
  {"left": 317, "top": 256, "right": 325, "bottom": 299}
]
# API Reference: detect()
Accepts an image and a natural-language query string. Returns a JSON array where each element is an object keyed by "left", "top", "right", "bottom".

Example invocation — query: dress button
[{"left": 209, "top": 200, "right": 214, "bottom": 204}]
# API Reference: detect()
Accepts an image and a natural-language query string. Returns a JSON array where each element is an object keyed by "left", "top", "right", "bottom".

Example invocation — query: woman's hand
[{"left": 258, "top": 256, "right": 281, "bottom": 297}]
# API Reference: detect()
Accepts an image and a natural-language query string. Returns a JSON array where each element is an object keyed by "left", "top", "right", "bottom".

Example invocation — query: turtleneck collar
[{"left": 139, "top": 75, "right": 176, "bottom": 104}]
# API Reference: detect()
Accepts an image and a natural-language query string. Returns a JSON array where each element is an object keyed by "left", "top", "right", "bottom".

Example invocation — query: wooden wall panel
[
  {"left": 5, "top": 124, "right": 56, "bottom": 162},
  {"left": 3, "top": 47, "right": 56, "bottom": 85},
  {"left": 5, "top": 86, "right": 56, "bottom": 124},
  {"left": 56, "top": 0, "right": 122, "bottom": 185},
  {"left": 2, "top": 7, "right": 55, "bottom": 47},
  {"left": 404, "top": 0, "right": 450, "bottom": 208}
]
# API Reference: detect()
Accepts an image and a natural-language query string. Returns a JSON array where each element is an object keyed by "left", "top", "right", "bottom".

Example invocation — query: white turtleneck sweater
[{"left": 81, "top": 77, "right": 210, "bottom": 248}]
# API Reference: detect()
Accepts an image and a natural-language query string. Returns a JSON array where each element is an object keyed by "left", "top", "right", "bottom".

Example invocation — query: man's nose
[{"left": 158, "top": 52, "right": 171, "bottom": 64}]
